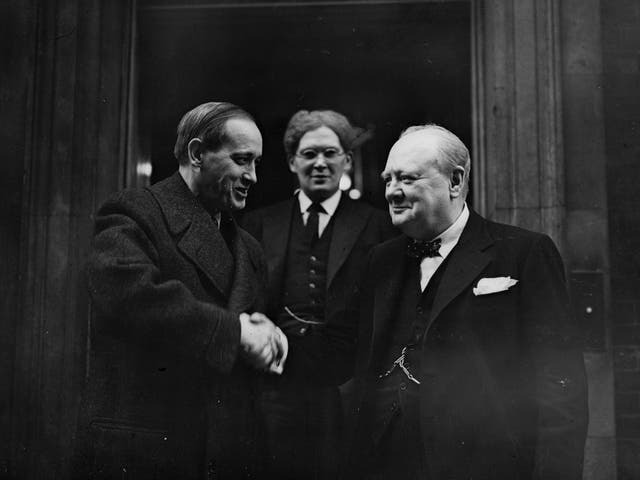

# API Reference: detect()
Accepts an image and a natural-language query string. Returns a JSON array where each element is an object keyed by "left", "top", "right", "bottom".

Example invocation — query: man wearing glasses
[{"left": 242, "top": 109, "right": 395, "bottom": 479}]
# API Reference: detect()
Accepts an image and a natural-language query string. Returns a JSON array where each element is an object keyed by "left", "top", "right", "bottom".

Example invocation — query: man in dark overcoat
[
  {"left": 74, "top": 102, "right": 284, "bottom": 479},
  {"left": 348, "top": 124, "right": 588, "bottom": 479},
  {"left": 241, "top": 110, "right": 395, "bottom": 479}
]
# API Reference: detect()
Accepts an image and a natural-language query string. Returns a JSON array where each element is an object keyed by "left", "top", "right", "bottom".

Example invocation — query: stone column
[
  {"left": 9, "top": 1, "right": 135, "bottom": 478},
  {"left": 473, "top": 1, "right": 615, "bottom": 478},
  {"left": 473, "top": 0, "right": 565, "bottom": 248},
  {"left": 560, "top": 0, "right": 615, "bottom": 478}
]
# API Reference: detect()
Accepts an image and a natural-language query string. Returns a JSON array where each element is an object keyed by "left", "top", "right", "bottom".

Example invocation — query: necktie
[
  {"left": 305, "top": 203, "right": 325, "bottom": 245},
  {"left": 218, "top": 214, "right": 235, "bottom": 254},
  {"left": 407, "top": 237, "right": 442, "bottom": 259}
]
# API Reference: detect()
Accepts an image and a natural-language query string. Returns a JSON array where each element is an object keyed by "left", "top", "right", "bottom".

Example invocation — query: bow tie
[{"left": 407, "top": 238, "right": 442, "bottom": 259}]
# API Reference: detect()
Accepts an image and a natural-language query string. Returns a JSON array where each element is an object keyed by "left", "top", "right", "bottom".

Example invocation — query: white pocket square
[{"left": 473, "top": 276, "right": 518, "bottom": 296}]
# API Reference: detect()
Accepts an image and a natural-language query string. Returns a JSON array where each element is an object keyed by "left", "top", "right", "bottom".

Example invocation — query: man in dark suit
[
  {"left": 241, "top": 110, "right": 395, "bottom": 479},
  {"left": 349, "top": 124, "right": 588, "bottom": 479},
  {"left": 74, "top": 102, "right": 285, "bottom": 479}
]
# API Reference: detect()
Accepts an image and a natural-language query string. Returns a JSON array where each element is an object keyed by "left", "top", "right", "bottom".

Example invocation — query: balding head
[
  {"left": 381, "top": 124, "right": 469, "bottom": 239},
  {"left": 399, "top": 124, "right": 471, "bottom": 198}
]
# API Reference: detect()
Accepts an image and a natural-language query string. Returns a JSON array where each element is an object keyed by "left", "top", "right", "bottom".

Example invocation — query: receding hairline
[
  {"left": 389, "top": 129, "right": 441, "bottom": 161},
  {"left": 173, "top": 101, "right": 256, "bottom": 164}
]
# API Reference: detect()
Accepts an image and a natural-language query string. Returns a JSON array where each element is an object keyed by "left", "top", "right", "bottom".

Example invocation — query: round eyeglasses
[{"left": 295, "top": 148, "right": 345, "bottom": 161}]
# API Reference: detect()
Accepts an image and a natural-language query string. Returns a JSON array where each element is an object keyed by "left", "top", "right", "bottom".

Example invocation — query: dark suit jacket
[
  {"left": 75, "top": 172, "right": 269, "bottom": 479},
  {"left": 351, "top": 209, "right": 588, "bottom": 479},
  {"left": 241, "top": 195, "right": 395, "bottom": 385}
]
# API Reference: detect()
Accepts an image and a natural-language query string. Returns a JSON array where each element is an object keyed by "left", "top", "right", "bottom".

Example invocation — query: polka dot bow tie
[{"left": 407, "top": 238, "right": 442, "bottom": 259}]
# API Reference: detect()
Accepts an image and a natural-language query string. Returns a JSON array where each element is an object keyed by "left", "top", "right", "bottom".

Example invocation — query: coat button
[
  {"left": 400, "top": 382, "right": 407, "bottom": 391},
  {"left": 416, "top": 306, "right": 424, "bottom": 314},
  {"left": 309, "top": 283, "right": 316, "bottom": 289},
  {"left": 310, "top": 255, "right": 317, "bottom": 262},
  {"left": 299, "top": 326, "right": 307, "bottom": 335}
]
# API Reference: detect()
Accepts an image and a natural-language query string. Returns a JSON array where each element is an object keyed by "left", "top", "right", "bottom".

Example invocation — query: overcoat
[
  {"left": 74, "top": 172, "right": 269, "bottom": 479},
  {"left": 349, "top": 209, "right": 588, "bottom": 479}
]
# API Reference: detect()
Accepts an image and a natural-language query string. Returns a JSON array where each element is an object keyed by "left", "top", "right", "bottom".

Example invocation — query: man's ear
[
  {"left": 187, "top": 138, "right": 204, "bottom": 168},
  {"left": 450, "top": 166, "right": 465, "bottom": 197},
  {"left": 343, "top": 152, "right": 353, "bottom": 173},
  {"left": 287, "top": 156, "right": 297, "bottom": 173}
]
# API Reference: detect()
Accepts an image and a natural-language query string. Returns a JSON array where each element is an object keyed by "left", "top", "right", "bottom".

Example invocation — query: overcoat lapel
[
  {"left": 327, "top": 197, "right": 371, "bottom": 288},
  {"left": 178, "top": 216, "right": 234, "bottom": 298},
  {"left": 150, "top": 172, "right": 234, "bottom": 299},
  {"left": 427, "top": 210, "right": 494, "bottom": 329}
]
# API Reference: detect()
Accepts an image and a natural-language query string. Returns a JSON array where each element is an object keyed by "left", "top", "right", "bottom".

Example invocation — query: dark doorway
[{"left": 137, "top": 0, "right": 471, "bottom": 209}]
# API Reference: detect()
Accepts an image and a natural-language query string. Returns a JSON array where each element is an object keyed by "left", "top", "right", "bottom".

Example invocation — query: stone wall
[{"left": 602, "top": 1, "right": 640, "bottom": 479}]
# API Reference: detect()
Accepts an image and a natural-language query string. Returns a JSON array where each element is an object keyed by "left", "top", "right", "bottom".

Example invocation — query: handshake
[{"left": 239, "top": 312, "right": 288, "bottom": 374}]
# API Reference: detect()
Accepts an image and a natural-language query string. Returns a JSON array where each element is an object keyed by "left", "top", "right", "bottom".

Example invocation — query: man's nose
[
  {"left": 312, "top": 155, "right": 328, "bottom": 169},
  {"left": 244, "top": 163, "right": 257, "bottom": 184},
  {"left": 385, "top": 182, "right": 403, "bottom": 201}
]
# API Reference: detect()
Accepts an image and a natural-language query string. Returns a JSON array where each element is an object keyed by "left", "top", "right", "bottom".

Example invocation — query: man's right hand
[{"left": 239, "top": 312, "right": 283, "bottom": 370}]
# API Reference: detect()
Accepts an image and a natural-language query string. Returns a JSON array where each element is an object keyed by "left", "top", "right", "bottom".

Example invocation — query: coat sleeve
[
  {"left": 86, "top": 192, "right": 241, "bottom": 374},
  {"left": 519, "top": 234, "right": 588, "bottom": 479}
]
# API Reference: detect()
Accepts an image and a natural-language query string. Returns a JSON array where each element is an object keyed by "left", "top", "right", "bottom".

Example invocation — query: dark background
[
  {"left": 138, "top": 1, "right": 470, "bottom": 209},
  {"left": 2, "top": 1, "right": 639, "bottom": 478}
]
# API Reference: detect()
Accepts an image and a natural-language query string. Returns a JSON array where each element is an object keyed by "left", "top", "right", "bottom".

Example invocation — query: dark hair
[
  {"left": 283, "top": 110, "right": 359, "bottom": 158},
  {"left": 173, "top": 102, "right": 255, "bottom": 165}
]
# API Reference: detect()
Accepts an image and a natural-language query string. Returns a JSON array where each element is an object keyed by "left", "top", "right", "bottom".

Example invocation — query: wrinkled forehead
[{"left": 383, "top": 134, "right": 438, "bottom": 175}]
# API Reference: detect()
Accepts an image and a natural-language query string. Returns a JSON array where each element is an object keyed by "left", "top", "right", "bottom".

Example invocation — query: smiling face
[
  {"left": 288, "top": 126, "right": 351, "bottom": 202},
  {"left": 195, "top": 117, "right": 262, "bottom": 212},
  {"left": 382, "top": 132, "right": 458, "bottom": 240}
]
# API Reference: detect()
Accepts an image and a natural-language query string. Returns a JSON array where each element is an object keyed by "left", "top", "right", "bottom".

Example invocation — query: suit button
[
  {"left": 299, "top": 326, "right": 307, "bottom": 335},
  {"left": 310, "top": 269, "right": 316, "bottom": 275},
  {"left": 416, "top": 306, "right": 424, "bottom": 314},
  {"left": 310, "top": 255, "right": 317, "bottom": 262},
  {"left": 309, "top": 283, "right": 316, "bottom": 289},
  {"left": 400, "top": 382, "right": 407, "bottom": 391}
]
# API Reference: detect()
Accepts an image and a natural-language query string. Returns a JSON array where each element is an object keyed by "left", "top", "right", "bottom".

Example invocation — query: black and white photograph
[{"left": 1, "top": 0, "right": 638, "bottom": 478}]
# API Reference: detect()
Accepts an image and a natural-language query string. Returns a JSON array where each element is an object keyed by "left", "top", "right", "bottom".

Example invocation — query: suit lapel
[
  {"left": 369, "top": 236, "right": 409, "bottom": 365},
  {"left": 327, "top": 197, "right": 370, "bottom": 288},
  {"left": 150, "top": 172, "right": 234, "bottom": 299},
  {"left": 227, "top": 228, "right": 258, "bottom": 314},
  {"left": 261, "top": 199, "right": 294, "bottom": 297},
  {"left": 427, "top": 210, "right": 494, "bottom": 329}
]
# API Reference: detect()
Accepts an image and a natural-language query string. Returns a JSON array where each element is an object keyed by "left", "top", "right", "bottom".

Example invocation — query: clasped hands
[{"left": 239, "top": 312, "right": 288, "bottom": 374}]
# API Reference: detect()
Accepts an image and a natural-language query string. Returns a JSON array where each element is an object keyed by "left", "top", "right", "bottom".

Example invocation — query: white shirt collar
[
  {"left": 416, "top": 203, "right": 469, "bottom": 292},
  {"left": 434, "top": 202, "right": 469, "bottom": 259},
  {"left": 297, "top": 189, "right": 342, "bottom": 217}
]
